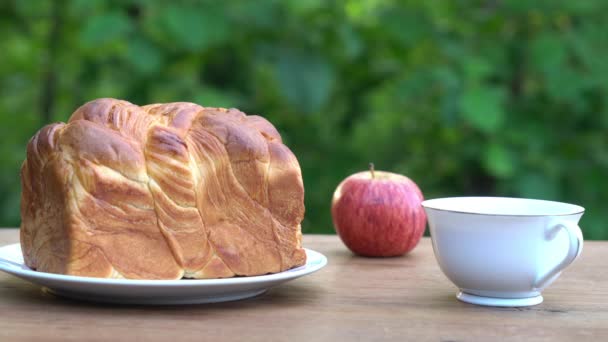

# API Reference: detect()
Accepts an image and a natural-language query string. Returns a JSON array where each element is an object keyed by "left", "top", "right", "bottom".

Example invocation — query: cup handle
[{"left": 533, "top": 221, "right": 584, "bottom": 290}]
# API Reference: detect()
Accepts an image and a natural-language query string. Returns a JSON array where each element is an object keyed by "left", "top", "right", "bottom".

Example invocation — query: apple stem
[{"left": 369, "top": 162, "right": 375, "bottom": 179}]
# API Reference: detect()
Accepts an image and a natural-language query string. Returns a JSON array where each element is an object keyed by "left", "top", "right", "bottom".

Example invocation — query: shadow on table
[
  {"left": 0, "top": 275, "right": 323, "bottom": 313},
  {"left": 329, "top": 246, "right": 422, "bottom": 268}
]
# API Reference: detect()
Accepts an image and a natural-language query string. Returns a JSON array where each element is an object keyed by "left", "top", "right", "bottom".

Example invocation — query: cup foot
[{"left": 456, "top": 291, "right": 543, "bottom": 307}]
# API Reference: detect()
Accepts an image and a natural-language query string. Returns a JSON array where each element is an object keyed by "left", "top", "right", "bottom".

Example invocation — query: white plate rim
[{"left": 0, "top": 243, "right": 327, "bottom": 287}]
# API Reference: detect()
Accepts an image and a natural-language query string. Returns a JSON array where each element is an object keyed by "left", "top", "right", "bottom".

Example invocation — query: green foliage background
[{"left": 1, "top": 0, "right": 607, "bottom": 239}]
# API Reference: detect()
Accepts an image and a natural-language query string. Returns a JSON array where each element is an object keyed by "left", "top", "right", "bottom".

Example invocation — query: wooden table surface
[{"left": 0, "top": 228, "right": 606, "bottom": 341}]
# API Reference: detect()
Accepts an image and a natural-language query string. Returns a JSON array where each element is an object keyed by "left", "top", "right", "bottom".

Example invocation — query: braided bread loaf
[{"left": 20, "top": 98, "right": 306, "bottom": 279}]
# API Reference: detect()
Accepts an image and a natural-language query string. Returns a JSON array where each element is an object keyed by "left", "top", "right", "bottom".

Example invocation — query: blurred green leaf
[
  {"left": 531, "top": 33, "right": 566, "bottom": 73},
  {"left": 287, "top": 0, "right": 325, "bottom": 14},
  {"left": 160, "top": 4, "right": 230, "bottom": 52},
  {"left": 79, "top": 12, "right": 132, "bottom": 48},
  {"left": 274, "top": 49, "right": 334, "bottom": 114},
  {"left": 193, "top": 87, "right": 241, "bottom": 108},
  {"left": 337, "top": 24, "right": 363, "bottom": 60},
  {"left": 483, "top": 143, "right": 516, "bottom": 178},
  {"left": 463, "top": 57, "right": 493, "bottom": 81},
  {"left": 68, "top": 0, "right": 104, "bottom": 16},
  {"left": 126, "top": 38, "right": 163, "bottom": 75},
  {"left": 516, "top": 173, "right": 560, "bottom": 200},
  {"left": 459, "top": 86, "right": 505, "bottom": 133},
  {"left": 380, "top": 7, "right": 429, "bottom": 46}
]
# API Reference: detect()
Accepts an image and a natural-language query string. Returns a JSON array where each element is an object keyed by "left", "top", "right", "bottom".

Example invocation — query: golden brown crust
[{"left": 20, "top": 98, "right": 306, "bottom": 279}]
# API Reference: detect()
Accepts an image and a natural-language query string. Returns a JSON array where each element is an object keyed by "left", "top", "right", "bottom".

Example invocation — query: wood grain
[{"left": 0, "top": 228, "right": 606, "bottom": 341}]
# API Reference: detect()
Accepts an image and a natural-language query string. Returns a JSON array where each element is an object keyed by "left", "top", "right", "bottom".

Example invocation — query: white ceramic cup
[{"left": 422, "top": 197, "right": 584, "bottom": 307}]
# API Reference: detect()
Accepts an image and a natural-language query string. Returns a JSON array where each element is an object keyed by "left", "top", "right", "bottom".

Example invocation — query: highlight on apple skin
[{"left": 331, "top": 163, "right": 427, "bottom": 257}]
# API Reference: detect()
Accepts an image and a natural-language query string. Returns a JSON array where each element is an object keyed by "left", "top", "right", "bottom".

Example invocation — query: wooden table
[{"left": 0, "top": 229, "right": 606, "bottom": 341}]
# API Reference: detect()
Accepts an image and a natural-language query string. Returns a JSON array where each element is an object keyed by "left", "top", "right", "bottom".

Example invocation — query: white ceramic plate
[{"left": 0, "top": 243, "right": 327, "bottom": 305}]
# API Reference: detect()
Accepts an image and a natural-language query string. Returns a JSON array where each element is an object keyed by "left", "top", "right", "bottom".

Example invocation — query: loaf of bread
[{"left": 20, "top": 98, "right": 306, "bottom": 279}]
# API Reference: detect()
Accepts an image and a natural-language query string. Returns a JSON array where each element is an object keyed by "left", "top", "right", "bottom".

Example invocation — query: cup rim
[{"left": 421, "top": 196, "right": 585, "bottom": 217}]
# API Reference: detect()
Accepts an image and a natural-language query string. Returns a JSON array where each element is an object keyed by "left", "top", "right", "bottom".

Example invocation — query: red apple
[{"left": 331, "top": 164, "right": 426, "bottom": 257}]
